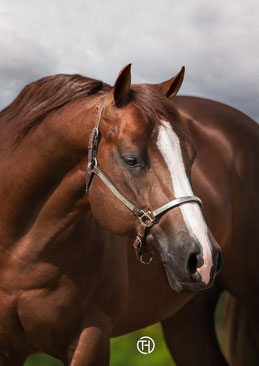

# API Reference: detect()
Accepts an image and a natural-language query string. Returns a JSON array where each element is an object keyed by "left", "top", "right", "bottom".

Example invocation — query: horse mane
[
  {"left": 0, "top": 73, "right": 173, "bottom": 145},
  {"left": 0, "top": 74, "right": 107, "bottom": 142}
]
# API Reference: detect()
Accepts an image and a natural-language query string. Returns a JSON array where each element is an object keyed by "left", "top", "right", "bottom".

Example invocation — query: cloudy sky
[{"left": 1, "top": 0, "right": 258, "bottom": 120}]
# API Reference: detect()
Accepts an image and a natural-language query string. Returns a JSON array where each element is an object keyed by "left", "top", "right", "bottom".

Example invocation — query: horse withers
[{"left": 0, "top": 64, "right": 221, "bottom": 365}]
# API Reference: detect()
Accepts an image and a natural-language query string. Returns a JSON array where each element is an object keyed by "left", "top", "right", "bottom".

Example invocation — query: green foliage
[
  {"left": 25, "top": 354, "right": 63, "bottom": 366},
  {"left": 111, "top": 323, "right": 174, "bottom": 366}
]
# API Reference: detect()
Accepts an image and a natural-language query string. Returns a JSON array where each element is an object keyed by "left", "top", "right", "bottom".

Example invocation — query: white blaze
[{"left": 157, "top": 120, "right": 212, "bottom": 284}]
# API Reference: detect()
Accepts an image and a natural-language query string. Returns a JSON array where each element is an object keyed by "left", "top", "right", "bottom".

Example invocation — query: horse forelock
[
  {"left": 0, "top": 74, "right": 108, "bottom": 144},
  {"left": 125, "top": 85, "right": 177, "bottom": 130}
]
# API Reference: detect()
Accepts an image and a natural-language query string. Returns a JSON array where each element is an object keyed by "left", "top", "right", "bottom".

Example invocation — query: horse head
[{"left": 87, "top": 64, "right": 222, "bottom": 292}]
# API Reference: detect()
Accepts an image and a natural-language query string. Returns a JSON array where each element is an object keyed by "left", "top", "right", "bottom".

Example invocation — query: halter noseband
[{"left": 86, "top": 98, "right": 202, "bottom": 264}]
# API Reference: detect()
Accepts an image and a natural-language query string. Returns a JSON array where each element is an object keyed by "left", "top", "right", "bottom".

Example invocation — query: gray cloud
[{"left": 1, "top": 0, "right": 258, "bottom": 120}]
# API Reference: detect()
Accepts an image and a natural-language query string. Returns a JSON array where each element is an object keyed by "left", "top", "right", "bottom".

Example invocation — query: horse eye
[{"left": 121, "top": 156, "right": 140, "bottom": 168}]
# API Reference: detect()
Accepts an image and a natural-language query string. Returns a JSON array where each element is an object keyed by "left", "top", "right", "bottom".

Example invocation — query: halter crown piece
[{"left": 86, "top": 98, "right": 202, "bottom": 264}]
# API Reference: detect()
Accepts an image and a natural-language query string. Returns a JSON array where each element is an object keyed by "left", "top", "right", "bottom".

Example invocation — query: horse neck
[{"left": 0, "top": 97, "right": 99, "bottom": 246}]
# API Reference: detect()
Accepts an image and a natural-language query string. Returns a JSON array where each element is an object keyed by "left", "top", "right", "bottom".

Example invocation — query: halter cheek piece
[{"left": 86, "top": 98, "right": 202, "bottom": 264}]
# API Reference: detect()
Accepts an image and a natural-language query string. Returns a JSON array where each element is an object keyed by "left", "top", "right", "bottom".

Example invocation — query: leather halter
[{"left": 86, "top": 98, "right": 202, "bottom": 264}]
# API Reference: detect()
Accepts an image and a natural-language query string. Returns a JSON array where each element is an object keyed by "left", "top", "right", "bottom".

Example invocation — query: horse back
[
  {"left": 174, "top": 95, "right": 259, "bottom": 153},
  {"left": 174, "top": 95, "right": 259, "bottom": 208}
]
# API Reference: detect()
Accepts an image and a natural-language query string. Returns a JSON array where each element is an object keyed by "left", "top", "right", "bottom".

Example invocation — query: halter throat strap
[{"left": 86, "top": 98, "right": 202, "bottom": 264}]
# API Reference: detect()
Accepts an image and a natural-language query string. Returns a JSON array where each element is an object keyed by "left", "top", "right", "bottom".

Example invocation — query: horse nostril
[
  {"left": 187, "top": 253, "right": 198, "bottom": 274},
  {"left": 216, "top": 252, "right": 223, "bottom": 273}
]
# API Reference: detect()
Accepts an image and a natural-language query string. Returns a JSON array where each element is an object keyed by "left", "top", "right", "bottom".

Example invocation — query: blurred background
[
  {"left": 0, "top": 1, "right": 257, "bottom": 365},
  {"left": 0, "top": 0, "right": 258, "bottom": 121}
]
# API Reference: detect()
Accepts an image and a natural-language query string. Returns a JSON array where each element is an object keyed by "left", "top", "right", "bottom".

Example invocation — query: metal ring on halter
[
  {"left": 138, "top": 211, "right": 155, "bottom": 227},
  {"left": 140, "top": 254, "right": 153, "bottom": 264}
]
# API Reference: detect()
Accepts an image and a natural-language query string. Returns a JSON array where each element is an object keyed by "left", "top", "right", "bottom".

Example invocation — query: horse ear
[
  {"left": 156, "top": 66, "right": 185, "bottom": 99},
  {"left": 112, "top": 64, "right": 132, "bottom": 105}
]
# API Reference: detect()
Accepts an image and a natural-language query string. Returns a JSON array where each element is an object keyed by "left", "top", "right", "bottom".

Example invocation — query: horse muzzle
[{"left": 149, "top": 231, "right": 222, "bottom": 293}]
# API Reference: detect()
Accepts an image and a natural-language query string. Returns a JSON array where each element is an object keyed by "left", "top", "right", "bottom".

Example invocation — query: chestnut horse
[{"left": 0, "top": 64, "right": 222, "bottom": 365}]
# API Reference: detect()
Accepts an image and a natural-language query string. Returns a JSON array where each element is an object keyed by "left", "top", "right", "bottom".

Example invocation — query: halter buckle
[{"left": 87, "top": 157, "right": 98, "bottom": 171}]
